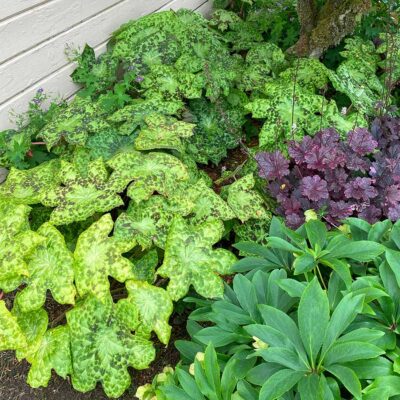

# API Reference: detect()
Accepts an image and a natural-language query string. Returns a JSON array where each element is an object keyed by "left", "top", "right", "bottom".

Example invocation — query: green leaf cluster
[{"left": 153, "top": 217, "right": 400, "bottom": 400}]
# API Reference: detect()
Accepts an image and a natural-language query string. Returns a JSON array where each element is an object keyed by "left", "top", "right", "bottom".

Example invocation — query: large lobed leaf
[
  {"left": 157, "top": 216, "right": 237, "bottom": 301},
  {"left": 0, "top": 159, "right": 60, "bottom": 204},
  {"left": 0, "top": 201, "right": 44, "bottom": 292},
  {"left": 17, "top": 222, "right": 76, "bottom": 312},
  {"left": 38, "top": 97, "right": 110, "bottom": 149},
  {"left": 67, "top": 295, "right": 155, "bottom": 398},
  {"left": 73, "top": 214, "right": 135, "bottom": 300},
  {"left": 42, "top": 158, "right": 123, "bottom": 225},
  {"left": 107, "top": 150, "right": 189, "bottom": 203}
]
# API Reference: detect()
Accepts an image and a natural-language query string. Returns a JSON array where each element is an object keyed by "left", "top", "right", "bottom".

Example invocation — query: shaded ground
[
  {"left": 0, "top": 292, "right": 188, "bottom": 400},
  {"left": 0, "top": 311, "right": 187, "bottom": 400}
]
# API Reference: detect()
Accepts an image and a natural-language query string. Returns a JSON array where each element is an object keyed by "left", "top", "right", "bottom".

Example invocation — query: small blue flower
[
  {"left": 37, "top": 88, "right": 44, "bottom": 94},
  {"left": 135, "top": 75, "right": 144, "bottom": 83}
]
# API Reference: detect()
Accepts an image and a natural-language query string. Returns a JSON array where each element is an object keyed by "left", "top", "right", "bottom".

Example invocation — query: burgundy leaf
[
  {"left": 301, "top": 175, "right": 329, "bottom": 201},
  {"left": 344, "top": 178, "right": 378, "bottom": 201},
  {"left": 347, "top": 128, "right": 378, "bottom": 155},
  {"left": 329, "top": 201, "right": 355, "bottom": 220},
  {"left": 359, "top": 205, "right": 381, "bottom": 223},
  {"left": 385, "top": 184, "right": 400, "bottom": 206},
  {"left": 255, "top": 151, "right": 289, "bottom": 180}
]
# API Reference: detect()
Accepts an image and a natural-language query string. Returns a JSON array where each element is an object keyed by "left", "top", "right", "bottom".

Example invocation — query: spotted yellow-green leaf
[
  {"left": 108, "top": 97, "right": 184, "bottom": 136},
  {"left": 38, "top": 97, "right": 110, "bottom": 149},
  {"left": 74, "top": 214, "right": 135, "bottom": 300},
  {"left": 131, "top": 249, "right": 158, "bottom": 283},
  {"left": 13, "top": 299, "right": 48, "bottom": 361},
  {"left": 158, "top": 216, "right": 237, "bottom": 301},
  {"left": 141, "top": 64, "right": 204, "bottom": 100},
  {"left": 226, "top": 174, "right": 268, "bottom": 222},
  {"left": 245, "top": 80, "right": 363, "bottom": 151},
  {"left": 108, "top": 151, "right": 189, "bottom": 203},
  {"left": 42, "top": 158, "right": 123, "bottom": 225},
  {"left": 0, "top": 160, "right": 60, "bottom": 204},
  {"left": 135, "top": 113, "right": 194, "bottom": 152},
  {"left": 122, "top": 280, "right": 173, "bottom": 344},
  {"left": 114, "top": 195, "right": 192, "bottom": 250},
  {"left": 67, "top": 295, "right": 155, "bottom": 398},
  {"left": 0, "top": 300, "right": 26, "bottom": 351},
  {"left": 26, "top": 325, "right": 72, "bottom": 388},
  {"left": 186, "top": 179, "right": 235, "bottom": 224},
  {"left": 0, "top": 201, "right": 44, "bottom": 292},
  {"left": 12, "top": 300, "right": 72, "bottom": 388},
  {"left": 17, "top": 223, "right": 76, "bottom": 312}
]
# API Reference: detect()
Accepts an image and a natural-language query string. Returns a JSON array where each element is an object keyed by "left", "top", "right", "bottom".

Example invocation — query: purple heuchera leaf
[
  {"left": 286, "top": 213, "right": 304, "bottom": 229},
  {"left": 344, "top": 178, "right": 378, "bottom": 201},
  {"left": 329, "top": 201, "right": 354, "bottom": 220},
  {"left": 385, "top": 185, "right": 400, "bottom": 206},
  {"left": 259, "top": 116, "right": 400, "bottom": 227},
  {"left": 325, "top": 168, "right": 348, "bottom": 193},
  {"left": 301, "top": 175, "right": 329, "bottom": 201},
  {"left": 345, "top": 152, "right": 370, "bottom": 172},
  {"left": 388, "top": 205, "right": 400, "bottom": 221},
  {"left": 359, "top": 205, "right": 381, "bottom": 223},
  {"left": 347, "top": 128, "right": 378, "bottom": 155},
  {"left": 255, "top": 151, "right": 289, "bottom": 180},
  {"left": 288, "top": 136, "right": 313, "bottom": 164}
]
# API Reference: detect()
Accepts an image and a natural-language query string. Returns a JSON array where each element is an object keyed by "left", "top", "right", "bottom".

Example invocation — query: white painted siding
[{"left": 0, "top": 0, "right": 212, "bottom": 130}]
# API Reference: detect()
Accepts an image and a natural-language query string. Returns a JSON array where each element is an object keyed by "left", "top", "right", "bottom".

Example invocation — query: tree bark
[{"left": 289, "top": 0, "right": 372, "bottom": 58}]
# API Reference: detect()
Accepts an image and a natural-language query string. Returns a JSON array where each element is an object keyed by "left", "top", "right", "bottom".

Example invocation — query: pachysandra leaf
[
  {"left": 67, "top": 295, "right": 155, "bottom": 398},
  {"left": 158, "top": 216, "right": 237, "bottom": 301},
  {"left": 226, "top": 174, "right": 268, "bottom": 222},
  {"left": 0, "top": 300, "right": 27, "bottom": 351},
  {"left": 0, "top": 160, "right": 60, "bottom": 204},
  {"left": 73, "top": 214, "right": 135, "bottom": 300},
  {"left": 0, "top": 201, "right": 44, "bottom": 292},
  {"left": 123, "top": 280, "right": 174, "bottom": 344},
  {"left": 42, "top": 158, "right": 124, "bottom": 225},
  {"left": 17, "top": 222, "right": 76, "bottom": 312},
  {"left": 38, "top": 97, "right": 110, "bottom": 149},
  {"left": 135, "top": 113, "right": 195, "bottom": 152},
  {"left": 108, "top": 151, "right": 189, "bottom": 203}
]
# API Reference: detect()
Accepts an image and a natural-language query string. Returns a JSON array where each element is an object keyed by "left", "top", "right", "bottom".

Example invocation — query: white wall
[{"left": 0, "top": 0, "right": 212, "bottom": 130}]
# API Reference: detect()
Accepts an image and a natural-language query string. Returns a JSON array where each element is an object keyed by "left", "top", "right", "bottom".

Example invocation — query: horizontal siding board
[
  {"left": 159, "top": 0, "right": 207, "bottom": 11},
  {"left": 0, "top": 42, "right": 108, "bottom": 130},
  {"left": 196, "top": 1, "right": 212, "bottom": 16},
  {"left": 0, "top": 0, "right": 172, "bottom": 64},
  {"left": 0, "top": 0, "right": 212, "bottom": 130},
  {"left": 0, "top": 0, "right": 171, "bottom": 105},
  {"left": 0, "top": 0, "right": 51, "bottom": 22}
]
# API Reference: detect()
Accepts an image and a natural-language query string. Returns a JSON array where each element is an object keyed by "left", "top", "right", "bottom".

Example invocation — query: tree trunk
[{"left": 289, "top": 0, "right": 372, "bottom": 58}]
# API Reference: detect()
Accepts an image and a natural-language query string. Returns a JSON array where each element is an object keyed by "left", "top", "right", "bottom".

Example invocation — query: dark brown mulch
[{"left": 0, "top": 292, "right": 189, "bottom": 400}]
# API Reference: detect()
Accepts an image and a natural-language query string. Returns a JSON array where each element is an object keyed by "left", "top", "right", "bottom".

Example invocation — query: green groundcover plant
[{"left": 139, "top": 218, "right": 400, "bottom": 400}]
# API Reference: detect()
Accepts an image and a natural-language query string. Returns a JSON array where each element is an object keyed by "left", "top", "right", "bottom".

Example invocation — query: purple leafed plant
[{"left": 256, "top": 116, "right": 400, "bottom": 228}]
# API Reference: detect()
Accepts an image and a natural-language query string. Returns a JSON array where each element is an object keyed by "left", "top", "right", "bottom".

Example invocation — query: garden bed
[{"left": 1, "top": 1, "right": 400, "bottom": 399}]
